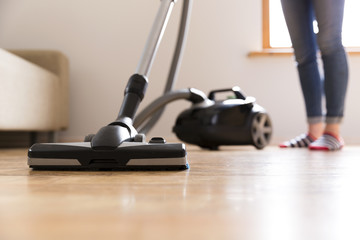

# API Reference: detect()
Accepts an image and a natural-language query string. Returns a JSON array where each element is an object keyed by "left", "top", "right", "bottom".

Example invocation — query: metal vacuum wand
[{"left": 91, "top": 0, "right": 177, "bottom": 149}]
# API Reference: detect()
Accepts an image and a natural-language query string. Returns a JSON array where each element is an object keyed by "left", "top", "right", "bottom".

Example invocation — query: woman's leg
[
  {"left": 307, "top": 0, "right": 347, "bottom": 150},
  {"left": 312, "top": 0, "right": 348, "bottom": 137},
  {"left": 281, "top": 0, "right": 323, "bottom": 124},
  {"left": 280, "top": 0, "right": 324, "bottom": 147}
]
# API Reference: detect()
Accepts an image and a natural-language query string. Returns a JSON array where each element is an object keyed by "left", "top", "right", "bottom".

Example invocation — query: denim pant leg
[
  {"left": 313, "top": 0, "right": 348, "bottom": 124},
  {"left": 281, "top": 0, "right": 323, "bottom": 124}
]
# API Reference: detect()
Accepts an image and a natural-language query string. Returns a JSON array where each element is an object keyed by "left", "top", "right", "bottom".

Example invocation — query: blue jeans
[{"left": 281, "top": 0, "right": 348, "bottom": 124}]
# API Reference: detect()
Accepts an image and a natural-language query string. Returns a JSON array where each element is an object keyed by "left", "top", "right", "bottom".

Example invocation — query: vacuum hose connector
[
  {"left": 91, "top": 75, "right": 148, "bottom": 150},
  {"left": 133, "top": 88, "right": 208, "bottom": 132}
]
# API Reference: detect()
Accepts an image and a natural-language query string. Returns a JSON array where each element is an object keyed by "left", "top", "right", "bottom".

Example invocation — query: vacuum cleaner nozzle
[
  {"left": 28, "top": 74, "right": 189, "bottom": 171},
  {"left": 28, "top": 138, "right": 188, "bottom": 171}
]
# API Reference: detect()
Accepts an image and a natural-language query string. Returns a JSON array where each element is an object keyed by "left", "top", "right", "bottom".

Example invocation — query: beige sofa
[{"left": 0, "top": 48, "right": 69, "bottom": 144}]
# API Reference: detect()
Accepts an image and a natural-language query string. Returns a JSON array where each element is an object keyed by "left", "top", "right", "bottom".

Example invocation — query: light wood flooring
[{"left": 1, "top": 145, "right": 360, "bottom": 240}]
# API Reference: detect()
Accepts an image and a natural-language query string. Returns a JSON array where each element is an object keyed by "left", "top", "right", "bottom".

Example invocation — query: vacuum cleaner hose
[{"left": 134, "top": 88, "right": 207, "bottom": 133}]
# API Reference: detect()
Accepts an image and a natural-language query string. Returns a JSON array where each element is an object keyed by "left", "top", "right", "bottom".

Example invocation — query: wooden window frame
[
  {"left": 252, "top": 0, "right": 360, "bottom": 56},
  {"left": 262, "top": 0, "right": 271, "bottom": 49},
  {"left": 248, "top": 0, "right": 293, "bottom": 56}
]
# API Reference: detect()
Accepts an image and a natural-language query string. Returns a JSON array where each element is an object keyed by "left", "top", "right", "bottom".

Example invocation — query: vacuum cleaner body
[{"left": 173, "top": 87, "right": 272, "bottom": 150}]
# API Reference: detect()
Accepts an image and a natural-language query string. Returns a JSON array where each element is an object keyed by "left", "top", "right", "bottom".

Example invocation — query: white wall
[{"left": 1, "top": 0, "right": 359, "bottom": 144}]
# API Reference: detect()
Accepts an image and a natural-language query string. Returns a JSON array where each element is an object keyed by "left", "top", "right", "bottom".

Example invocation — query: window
[{"left": 263, "top": 0, "right": 360, "bottom": 49}]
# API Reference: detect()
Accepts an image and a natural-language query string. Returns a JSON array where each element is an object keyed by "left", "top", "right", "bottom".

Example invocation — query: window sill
[
  {"left": 248, "top": 48, "right": 293, "bottom": 57},
  {"left": 248, "top": 47, "right": 360, "bottom": 57}
]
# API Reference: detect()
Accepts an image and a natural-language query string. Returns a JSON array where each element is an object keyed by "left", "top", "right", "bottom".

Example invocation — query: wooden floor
[{"left": 1, "top": 145, "right": 360, "bottom": 240}]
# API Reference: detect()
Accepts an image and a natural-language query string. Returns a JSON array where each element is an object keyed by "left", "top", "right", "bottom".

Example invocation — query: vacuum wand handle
[
  {"left": 135, "top": 0, "right": 176, "bottom": 77},
  {"left": 117, "top": 74, "right": 148, "bottom": 121}
]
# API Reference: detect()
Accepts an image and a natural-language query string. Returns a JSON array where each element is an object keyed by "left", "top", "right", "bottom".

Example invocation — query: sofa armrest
[
  {"left": 0, "top": 49, "right": 60, "bottom": 131},
  {"left": 9, "top": 49, "right": 69, "bottom": 130}
]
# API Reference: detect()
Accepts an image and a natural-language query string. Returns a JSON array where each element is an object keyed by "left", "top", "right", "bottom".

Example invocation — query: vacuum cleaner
[
  {"left": 28, "top": 0, "right": 272, "bottom": 171},
  {"left": 173, "top": 87, "right": 272, "bottom": 150}
]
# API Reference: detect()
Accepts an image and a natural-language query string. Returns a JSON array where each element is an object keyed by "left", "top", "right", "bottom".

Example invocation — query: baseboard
[{"left": 0, "top": 131, "right": 54, "bottom": 148}]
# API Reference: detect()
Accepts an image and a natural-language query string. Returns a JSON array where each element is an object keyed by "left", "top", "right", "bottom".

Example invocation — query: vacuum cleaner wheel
[{"left": 251, "top": 112, "right": 272, "bottom": 149}]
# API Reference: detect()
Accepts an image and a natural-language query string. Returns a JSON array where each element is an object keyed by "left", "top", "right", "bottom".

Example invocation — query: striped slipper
[
  {"left": 279, "top": 133, "right": 316, "bottom": 148},
  {"left": 309, "top": 132, "right": 344, "bottom": 151}
]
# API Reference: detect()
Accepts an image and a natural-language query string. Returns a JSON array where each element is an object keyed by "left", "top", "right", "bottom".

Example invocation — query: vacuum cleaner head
[
  {"left": 28, "top": 136, "right": 188, "bottom": 171},
  {"left": 27, "top": 74, "right": 189, "bottom": 171},
  {"left": 173, "top": 87, "right": 272, "bottom": 150}
]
